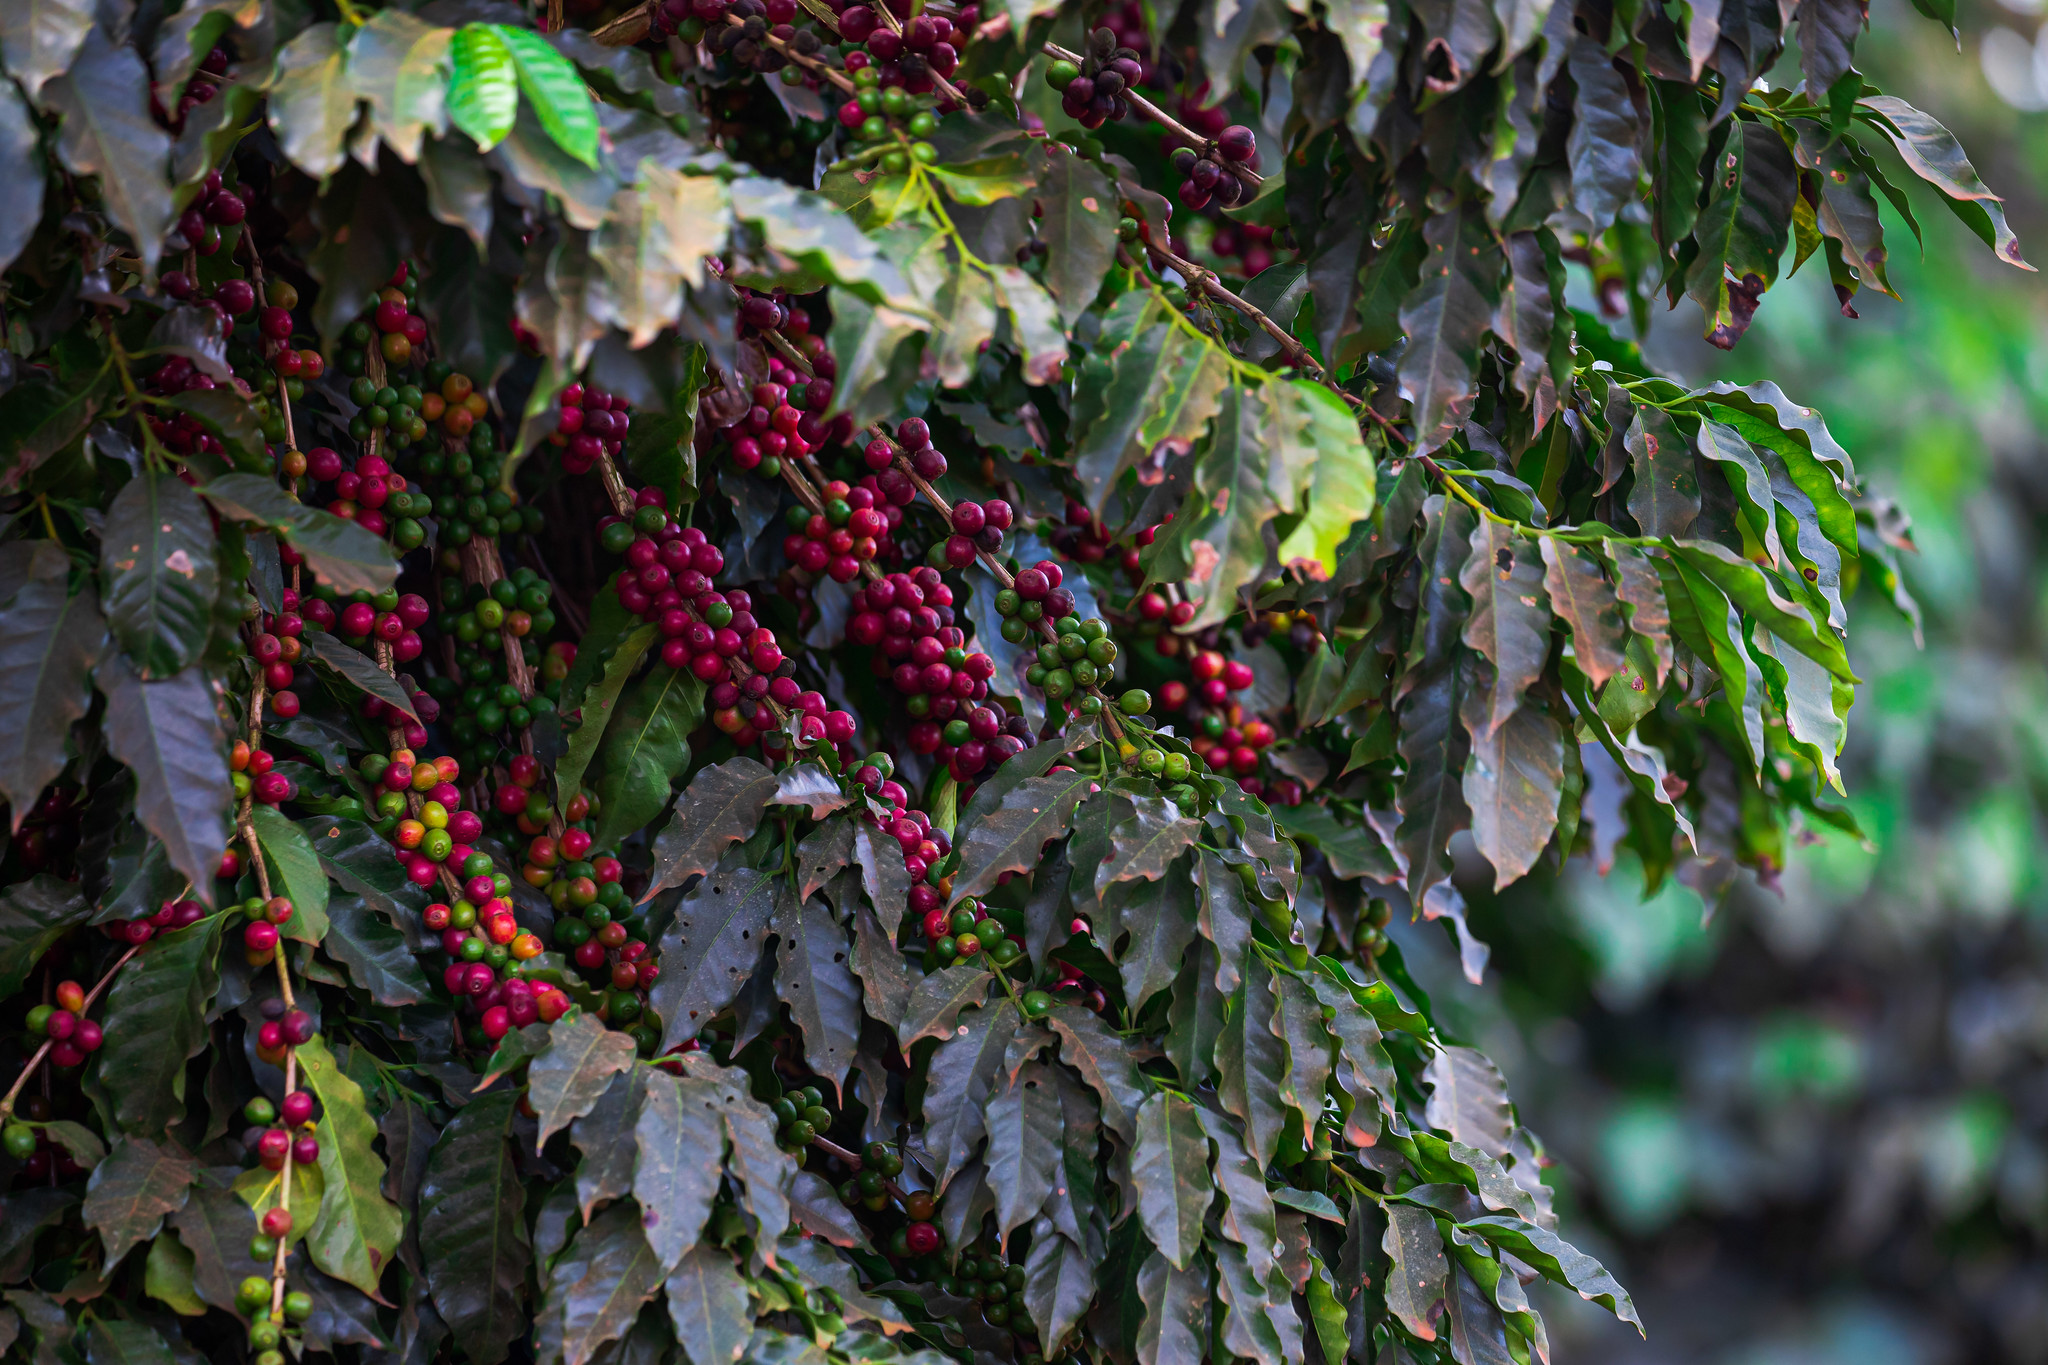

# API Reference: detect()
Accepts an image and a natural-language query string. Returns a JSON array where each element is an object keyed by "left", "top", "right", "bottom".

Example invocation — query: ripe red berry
[{"left": 261, "top": 1207, "right": 293, "bottom": 1238}]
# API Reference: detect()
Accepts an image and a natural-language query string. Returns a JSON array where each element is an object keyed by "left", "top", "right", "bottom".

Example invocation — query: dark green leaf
[
  {"left": 569, "top": 1068, "right": 643, "bottom": 1222},
  {"left": 1195, "top": 848, "right": 1255, "bottom": 996},
  {"left": 0, "top": 875, "right": 89, "bottom": 997},
  {"left": 1424, "top": 1045, "right": 1512, "bottom": 1157},
  {"left": 538, "top": 1198, "right": 662, "bottom": 1365},
  {"left": 1215, "top": 1237, "right": 1293, "bottom": 1365},
  {"left": 99, "top": 917, "right": 221, "bottom": 1136},
  {"left": 1857, "top": 95, "right": 2030, "bottom": 270},
  {"left": 665, "top": 1244, "right": 753, "bottom": 1365},
  {"left": 641, "top": 756, "right": 777, "bottom": 902},
  {"left": 1133, "top": 1249, "right": 1208, "bottom": 1365},
  {"left": 269, "top": 24, "right": 355, "bottom": 178},
  {"left": 1445, "top": 1263, "right": 1515, "bottom": 1365},
  {"left": 1036, "top": 148, "right": 1117, "bottom": 327},
  {"left": 1454, "top": 1213, "right": 1639, "bottom": 1330},
  {"left": 593, "top": 666, "right": 704, "bottom": 852},
  {"left": 304, "top": 816, "right": 430, "bottom": 947},
  {"left": 651, "top": 864, "right": 781, "bottom": 1050},
  {"left": 81, "top": 1137, "right": 197, "bottom": 1266},
  {"left": 1023, "top": 1222, "right": 1094, "bottom": 1351},
  {"left": 1460, "top": 697, "right": 1563, "bottom": 890},
  {"left": 898, "top": 964, "right": 994, "bottom": 1046},
  {"left": 530, "top": 1013, "right": 641, "bottom": 1149},
  {"left": 1096, "top": 795, "right": 1200, "bottom": 893},
  {"left": 1625, "top": 406, "right": 1699, "bottom": 539},
  {"left": 1270, "top": 802, "right": 1398, "bottom": 882},
  {"left": 1565, "top": 35, "right": 1643, "bottom": 230},
  {"left": 1398, "top": 201, "right": 1501, "bottom": 451},
  {"left": 1046, "top": 1003, "right": 1145, "bottom": 1144},
  {"left": 1608, "top": 542, "right": 1674, "bottom": 686},
  {"left": 166, "top": 1178, "right": 266, "bottom": 1314},
  {"left": 1115, "top": 858, "right": 1199, "bottom": 1011},
  {"left": 923, "top": 998, "right": 1018, "bottom": 1191},
  {"left": 1685, "top": 120, "right": 1800, "bottom": 347},
  {"left": 984, "top": 1060, "right": 1064, "bottom": 1240},
  {"left": 1218, "top": 953, "right": 1291, "bottom": 1166},
  {"left": 83, "top": 1318, "right": 174, "bottom": 1365},
  {"left": 555, "top": 622, "right": 657, "bottom": 811},
  {"left": 849, "top": 900, "right": 913, "bottom": 1034},
  {"left": 201, "top": 474, "right": 398, "bottom": 597},
  {"left": 1539, "top": 539, "right": 1626, "bottom": 687},
  {"left": 43, "top": 30, "right": 175, "bottom": 273},
  {"left": 634, "top": 1069, "right": 725, "bottom": 1272},
  {"left": 952, "top": 767, "right": 1101, "bottom": 904},
  {"left": 773, "top": 887, "right": 862, "bottom": 1092},
  {"left": 1268, "top": 967, "right": 1334, "bottom": 1152},
  {"left": 301, "top": 634, "right": 416, "bottom": 720},
  {"left": 1131, "top": 1093, "right": 1212, "bottom": 1271},
  {"left": 1383, "top": 1202, "right": 1448, "bottom": 1342},
  {"left": 420, "top": 1090, "right": 529, "bottom": 1365},
  {"left": 1457, "top": 518, "right": 1549, "bottom": 736},
  {"left": 0, "top": 79, "right": 46, "bottom": 274},
  {"left": 99, "top": 470, "right": 217, "bottom": 679},
  {"left": 1197, "top": 1106, "right": 1280, "bottom": 1281}
]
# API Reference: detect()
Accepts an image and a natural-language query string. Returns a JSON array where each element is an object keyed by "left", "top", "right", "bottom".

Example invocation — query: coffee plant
[{"left": 0, "top": 0, "right": 2014, "bottom": 1360}]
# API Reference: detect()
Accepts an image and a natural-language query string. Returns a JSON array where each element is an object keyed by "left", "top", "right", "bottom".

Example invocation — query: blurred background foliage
[{"left": 1384, "top": 1, "right": 2048, "bottom": 1360}]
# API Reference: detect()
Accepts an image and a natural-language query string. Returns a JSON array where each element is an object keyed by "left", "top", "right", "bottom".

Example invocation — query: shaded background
[{"left": 1386, "top": 3, "right": 2048, "bottom": 1360}]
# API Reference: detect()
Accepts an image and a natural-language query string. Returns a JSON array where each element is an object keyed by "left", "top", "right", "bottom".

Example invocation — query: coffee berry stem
[
  {"left": 719, "top": 10, "right": 857, "bottom": 93},
  {"left": 810, "top": 1133, "right": 912, "bottom": 1201},
  {"left": 0, "top": 943, "right": 143, "bottom": 1123}
]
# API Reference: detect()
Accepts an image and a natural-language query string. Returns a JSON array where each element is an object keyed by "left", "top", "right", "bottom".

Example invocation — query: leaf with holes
[
  {"left": 641, "top": 756, "right": 777, "bottom": 901},
  {"left": 773, "top": 886, "right": 862, "bottom": 1092},
  {"left": 651, "top": 865, "right": 780, "bottom": 1050},
  {"left": 528, "top": 1013, "right": 640, "bottom": 1150},
  {"left": 952, "top": 767, "right": 1101, "bottom": 905},
  {"left": 1458, "top": 518, "right": 1549, "bottom": 737}
]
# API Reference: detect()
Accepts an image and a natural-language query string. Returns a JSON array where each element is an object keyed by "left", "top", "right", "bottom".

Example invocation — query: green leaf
[
  {"left": 595, "top": 165, "right": 732, "bottom": 348},
  {"left": 1115, "top": 858, "right": 1199, "bottom": 1011},
  {"left": 539, "top": 1197, "right": 664, "bottom": 1365},
  {"left": 98, "top": 917, "right": 221, "bottom": 1137},
  {"left": 1267, "top": 966, "right": 1334, "bottom": 1152},
  {"left": 666, "top": 1244, "right": 753, "bottom": 1365},
  {"left": 1214, "top": 1237, "right": 1293, "bottom": 1365},
  {"left": 897, "top": 963, "right": 994, "bottom": 1046},
  {"left": 201, "top": 474, "right": 398, "bottom": 597},
  {"left": 1166, "top": 381, "right": 1278, "bottom": 630},
  {"left": 634, "top": 1069, "right": 725, "bottom": 1273},
  {"left": 1564, "top": 33, "right": 1643, "bottom": 230},
  {"left": 1460, "top": 699, "right": 1564, "bottom": 890},
  {"left": 491, "top": 24, "right": 598, "bottom": 168},
  {"left": 420, "top": 1090, "right": 530, "bottom": 1365},
  {"left": 1423, "top": 1045, "right": 1513, "bottom": 1157},
  {"left": 529, "top": 1012, "right": 641, "bottom": 1149},
  {"left": 1445, "top": 1262, "right": 1516, "bottom": 1365},
  {"left": 0, "top": 79, "right": 46, "bottom": 274},
  {"left": 0, "top": 0, "right": 94, "bottom": 100},
  {"left": 250, "top": 803, "right": 330, "bottom": 943},
  {"left": 730, "top": 175, "right": 918, "bottom": 310},
  {"left": 1218, "top": 952, "right": 1292, "bottom": 1166},
  {"left": 1669, "top": 539, "right": 1854, "bottom": 681},
  {"left": 922, "top": 998, "right": 1018, "bottom": 1191},
  {"left": 43, "top": 30, "right": 176, "bottom": 274},
  {"left": 567, "top": 1068, "right": 641, "bottom": 1221},
  {"left": 266, "top": 24, "right": 357, "bottom": 180},
  {"left": 1398, "top": 200, "right": 1502, "bottom": 451},
  {"left": 773, "top": 887, "right": 862, "bottom": 1093},
  {"left": 849, "top": 902, "right": 913, "bottom": 1034},
  {"left": 1857, "top": 94, "right": 2031, "bottom": 271},
  {"left": 144, "top": 1230, "right": 206, "bottom": 1317},
  {"left": 555, "top": 622, "right": 657, "bottom": 811},
  {"left": 1625, "top": 405, "right": 1699, "bottom": 540},
  {"left": 1539, "top": 539, "right": 1626, "bottom": 687},
  {"left": 99, "top": 470, "right": 217, "bottom": 679},
  {"left": 1454, "top": 1213, "right": 1639, "bottom": 1330},
  {"left": 447, "top": 25, "right": 518, "bottom": 151},
  {"left": 0, "top": 875, "right": 90, "bottom": 997},
  {"left": 640, "top": 756, "right": 778, "bottom": 902},
  {"left": 1609, "top": 541, "right": 1674, "bottom": 687},
  {"left": 295, "top": 1036, "right": 405, "bottom": 1299},
  {"left": 301, "top": 634, "right": 417, "bottom": 721},
  {"left": 1693, "top": 418, "right": 1783, "bottom": 564},
  {"left": 650, "top": 864, "right": 781, "bottom": 1050},
  {"left": 1134, "top": 1249, "right": 1208, "bottom": 1365},
  {"left": 81, "top": 1137, "right": 197, "bottom": 1266},
  {"left": 1684, "top": 120, "right": 1800, "bottom": 348},
  {"left": 592, "top": 665, "right": 703, "bottom": 852},
  {"left": 83, "top": 1318, "right": 174, "bottom": 1365},
  {"left": 303, "top": 816, "right": 429, "bottom": 946},
  {"left": 166, "top": 1179, "right": 267, "bottom": 1314},
  {"left": 1023, "top": 1223, "right": 1094, "bottom": 1351},
  {"left": 1036, "top": 148, "right": 1117, "bottom": 327},
  {"left": 1457, "top": 517, "right": 1549, "bottom": 736},
  {"left": 1046, "top": 1002, "right": 1146, "bottom": 1144},
  {"left": 951, "top": 767, "right": 1101, "bottom": 905},
  {"left": 1396, "top": 499, "right": 1477, "bottom": 906},
  {"left": 1383, "top": 1202, "right": 1449, "bottom": 1341},
  {"left": 984, "top": 1060, "right": 1064, "bottom": 1240},
  {"left": 347, "top": 10, "right": 452, "bottom": 164},
  {"left": 1131, "top": 1093, "right": 1212, "bottom": 1271},
  {"left": 1097, "top": 795, "right": 1200, "bottom": 892}
]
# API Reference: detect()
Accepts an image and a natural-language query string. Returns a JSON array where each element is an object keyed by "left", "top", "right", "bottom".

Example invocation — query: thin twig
[{"left": 1039, "top": 41, "right": 1263, "bottom": 190}]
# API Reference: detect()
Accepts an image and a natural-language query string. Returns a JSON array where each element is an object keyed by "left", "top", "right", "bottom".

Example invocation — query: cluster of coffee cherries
[
  {"left": 1129, "top": 584, "right": 1201, "bottom": 654},
  {"left": 772, "top": 1082, "right": 839, "bottom": 1149},
  {"left": 232, "top": 741, "right": 299, "bottom": 807},
  {"left": 295, "top": 580, "right": 429, "bottom": 668},
  {"left": 1208, "top": 221, "right": 1280, "bottom": 279},
  {"left": 162, "top": 162, "right": 247, "bottom": 257},
  {"left": 426, "top": 890, "right": 573, "bottom": 1044},
  {"left": 18, "top": 976, "right": 105, "bottom": 1070},
  {"left": 151, "top": 45, "right": 234, "bottom": 136},
  {"left": 236, "top": 894, "right": 300, "bottom": 967},
  {"left": 833, "top": 60, "right": 945, "bottom": 167},
  {"left": 239, "top": 1088, "right": 318, "bottom": 1180},
  {"left": 837, "top": 1, "right": 965, "bottom": 96},
  {"left": 1169, "top": 125, "right": 1259, "bottom": 212},
  {"left": 550, "top": 381, "right": 631, "bottom": 477},
  {"left": 931, "top": 1240, "right": 1035, "bottom": 1339},
  {"left": 232, "top": 1278, "right": 311, "bottom": 1340},
  {"left": 833, "top": 1141, "right": 945, "bottom": 1259},
  {"left": 356, "top": 751, "right": 479, "bottom": 882},
  {"left": 11, "top": 785, "right": 82, "bottom": 875},
  {"left": 1352, "top": 897, "right": 1394, "bottom": 964},
  {"left": 2, "top": 1094, "right": 93, "bottom": 1182},
  {"left": 780, "top": 474, "right": 904, "bottom": 581},
  {"left": 914, "top": 891, "right": 1025, "bottom": 968},
  {"left": 419, "top": 574, "right": 560, "bottom": 750},
  {"left": 530, "top": 839, "right": 660, "bottom": 1043},
  {"left": 405, "top": 382, "right": 530, "bottom": 547},
  {"left": 137, "top": 353, "right": 231, "bottom": 463},
  {"left": 726, "top": 362, "right": 852, "bottom": 481},
  {"left": 700, "top": 0, "right": 809, "bottom": 79},
  {"left": 1045, "top": 499, "right": 1142, "bottom": 580},
  {"left": 493, "top": 754, "right": 593, "bottom": 842},
  {"left": 335, "top": 263, "right": 428, "bottom": 371},
  {"left": 1044, "top": 28, "right": 1143, "bottom": 128}
]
